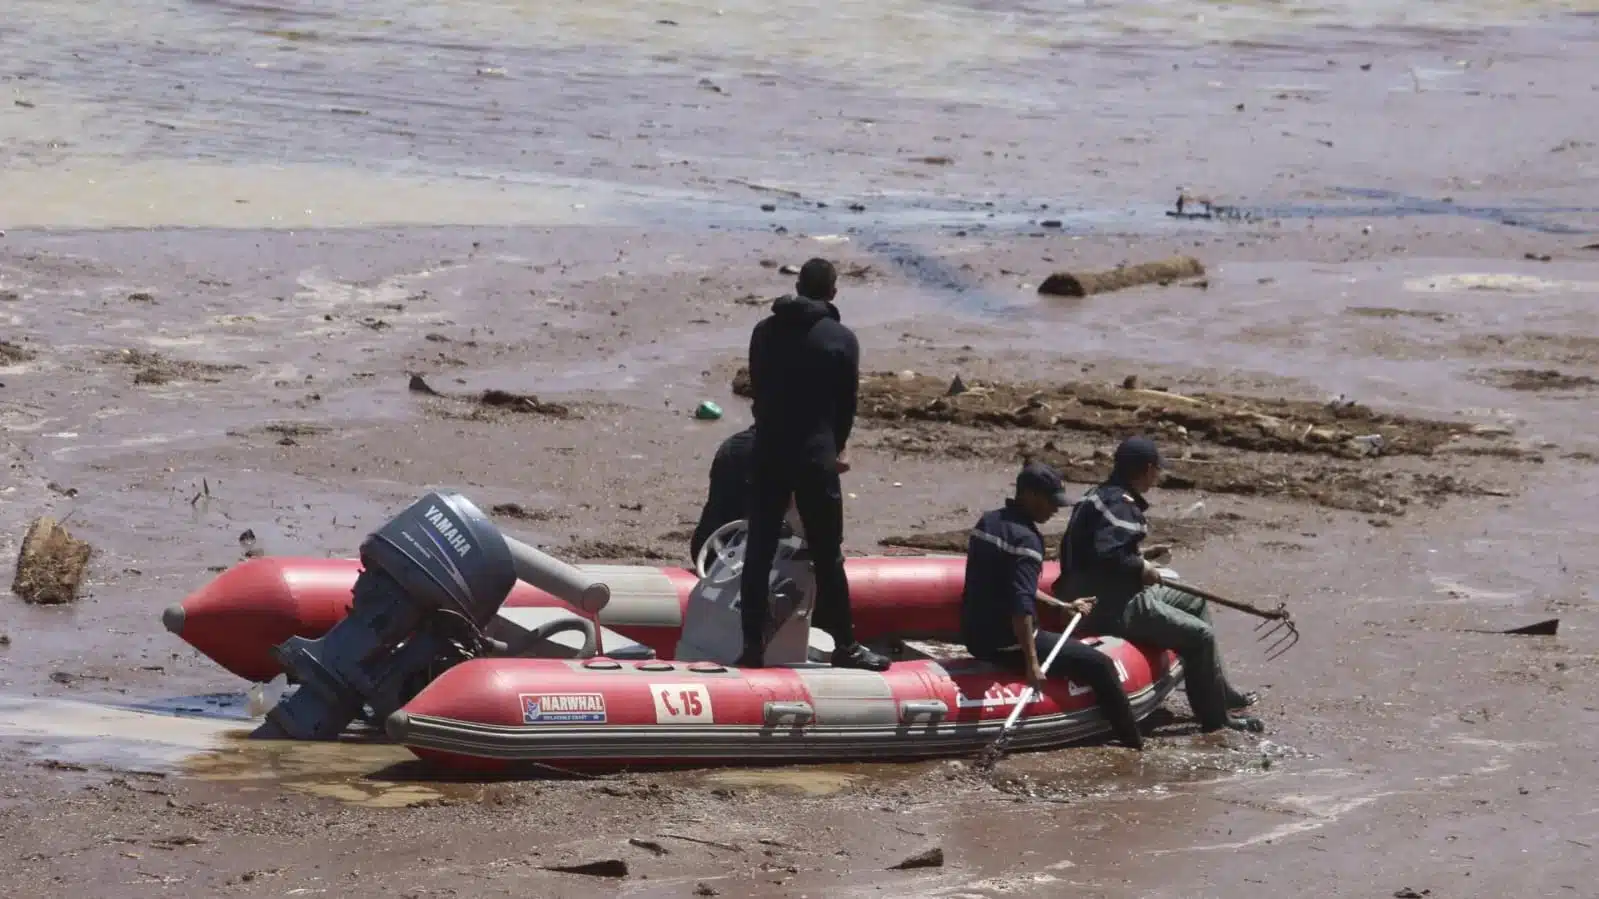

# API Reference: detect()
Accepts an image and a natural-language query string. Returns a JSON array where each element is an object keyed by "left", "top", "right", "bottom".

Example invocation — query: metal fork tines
[{"left": 1253, "top": 605, "right": 1300, "bottom": 660}]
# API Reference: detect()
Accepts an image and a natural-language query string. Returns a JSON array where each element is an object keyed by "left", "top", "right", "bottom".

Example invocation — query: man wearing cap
[
  {"left": 961, "top": 461, "right": 1144, "bottom": 749},
  {"left": 1054, "top": 436, "right": 1263, "bottom": 734}
]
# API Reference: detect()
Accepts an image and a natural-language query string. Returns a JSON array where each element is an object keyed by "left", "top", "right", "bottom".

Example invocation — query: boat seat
[
  {"left": 490, "top": 607, "right": 656, "bottom": 661},
  {"left": 806, "top": 627, "right": 834, "bottom": 663}
]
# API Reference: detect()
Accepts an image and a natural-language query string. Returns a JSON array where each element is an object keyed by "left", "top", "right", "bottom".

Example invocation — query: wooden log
[
  {"left": 12, "top": 517, "right": 92, "bottom": 605},
  {"left": 1038, "top": 256, "right": 1206, "bottom": 298}
]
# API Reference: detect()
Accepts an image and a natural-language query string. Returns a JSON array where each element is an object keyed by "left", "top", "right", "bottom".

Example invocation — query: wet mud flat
[
  {"left": 4, "top": 14, "right": 1599, "bottom": 891},
  {"left": 2, "top": 215, "right": 1598, "bottom": 897}
]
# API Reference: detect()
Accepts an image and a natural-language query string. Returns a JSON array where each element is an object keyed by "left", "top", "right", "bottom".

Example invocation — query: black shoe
[
  {"left": 734, "top": 644, "right": 766, "bottom": 669},
  {"left": 831, "top": 642, "right": 891, "bottom": 672},
  {"left": 1200, "top": 715, "right": 1264, "bottom": 734},
  {"left": 1224, "top": 715, "right": 1265, "bottom": 733},
  {"left": 1227, "top": 690, "right": 1260, "bottom": 710}
]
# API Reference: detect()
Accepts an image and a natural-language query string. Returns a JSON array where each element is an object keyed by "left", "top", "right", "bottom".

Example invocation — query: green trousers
[{"left": 1094, "top": 584, "right": 1244, "bottom": 730}]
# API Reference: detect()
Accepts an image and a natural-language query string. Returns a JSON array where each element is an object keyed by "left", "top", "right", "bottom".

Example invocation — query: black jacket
[
  {"left": 746, "top": 294, "right": 859, "bottom": 469},
  {"left": 1053, "top": 479, "right": 1149, "bottom": 608},
  {"left": 689, "top": 426, "right": 756, "bottom": 563},
  {"left": 961, "top": 501, "right": 1046, "bottom": 657}
]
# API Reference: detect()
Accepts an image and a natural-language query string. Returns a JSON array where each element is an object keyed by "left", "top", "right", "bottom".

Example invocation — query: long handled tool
[
  {"left": 974, "top": 607, "right": 1084, "bottom": 769},
  {"left": 1163, "top": 580, "right": 1299, "bottom": 660}
]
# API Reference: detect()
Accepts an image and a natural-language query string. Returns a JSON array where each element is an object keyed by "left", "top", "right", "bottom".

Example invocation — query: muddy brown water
[{"left": 4, "top": 3, "right": 1599, "bottom": 896}]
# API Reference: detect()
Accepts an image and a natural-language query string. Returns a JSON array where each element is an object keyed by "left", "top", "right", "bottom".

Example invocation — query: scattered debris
[
  {"left": 562, "top": 539, "right": 675, "bottom": 563},
  {"left": 731, "top": 369, "right": 1520, "bottom": 515},
  {"left": 0, "top": 633, "right": 10, "bottom": 646},
  {"left": 946, "top": 375, "right": 968, "bottom": 397},
  {"left": 882, "top": 514, "right": 1232, "bottom": 556},
  {"left": 478, "top": 389, "right": 571, "bottom": 417},
  {"left": 150, "top": 835, "right": 207, "bottom": 850},
  {"left": 1, "top": 339, "right": 38, "bottom": 364},
  {"left": 127, "top": 291, "right": 157, "bottom": 303},
  {"left": 1483, "top": 368, "right": 1599, "bottom": 392},
  {"left": 46, "top": 481, "right": 78, "bottom": 498},
  {"left": 1038, "top": 256, "right": 1206, "bottom": 297},
  {"left": 695, "top": 401, "right": 724, "bottom": 421},
  {"left": 98, "top": 348, "right": 245, "bottom": 385},
  {"left": 541, "top": 858, "right": 629, "bottom": 878},
  {"left": 490, "top": 503, "right": 557, "bottom": 522},
  {"left": 658, "top": 832, "right": 744, "bottom": 852},
  {"left": 1393, "top": 889, "right": 1430, "bottom": 899},
  {"left": 889, "top": 847, "right": 945, "bottom": 870},
  {"left": 13, "top": 517, "right": 93, "bottom": 605},
  {"left": 910, "top": 155, "right": 953, "bottom": 166},
  {"left": 627, "top": 838, "right": 670, "bottom": 856},
  {"left": 1345, "top": 306, "right": 1453, "bottom": 323},
  {"left": 410, "top": 375, "right": 573, "bottom": 419},
  {"left": 694, "top": 884, "right": 721, "bottom": 897}
]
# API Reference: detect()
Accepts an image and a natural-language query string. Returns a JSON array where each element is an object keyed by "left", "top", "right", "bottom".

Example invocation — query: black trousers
[
  {"left": 740, "top": 461, "right": 855, "bottom": 651},
  {"left": 983, "top": 630, "right": 1143, "bottom": 749}
]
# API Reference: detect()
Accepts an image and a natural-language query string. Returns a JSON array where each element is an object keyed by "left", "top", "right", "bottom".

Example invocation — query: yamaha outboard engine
[{"left": 254, "top": 492, "right": 610, "bottom": 740}]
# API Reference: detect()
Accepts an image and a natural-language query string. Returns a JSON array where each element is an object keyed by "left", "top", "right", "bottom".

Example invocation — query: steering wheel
[
  {"left": 695, "top": 518, "right": 750, "bottom": 583},
  {"left": 517, "top": 615, "right": 600, "bottom": 659}
]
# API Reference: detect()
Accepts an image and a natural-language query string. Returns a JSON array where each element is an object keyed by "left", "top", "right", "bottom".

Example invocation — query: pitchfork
[{"left": 1165, "top": 581, "right": 1300, "bottom": 660}]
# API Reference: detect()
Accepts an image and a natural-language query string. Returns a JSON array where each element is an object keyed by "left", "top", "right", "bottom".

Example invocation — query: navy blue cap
[
  {"left": 1017, "top": 461, "right": 1069, "bottom": 506},
  {"left": 1113, "top": 436, "right": 1165, "bottom": 474}
]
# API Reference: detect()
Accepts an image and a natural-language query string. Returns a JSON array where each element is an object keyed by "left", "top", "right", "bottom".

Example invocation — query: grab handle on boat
[
  {"left": 508, "top": 615, "right": 600, "bottom": 659},
  {"left": 899, "top": 700, "right": 949, "bottom": 723},
  {"left": 504, "top": 536, "right": 611, "bottom": 614},
  {"left": 763, "top": 701, "right": 815, "bottom": 726}
]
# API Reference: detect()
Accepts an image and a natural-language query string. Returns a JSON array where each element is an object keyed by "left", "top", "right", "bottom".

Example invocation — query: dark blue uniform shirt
[
  {"left": 1053, "top": 479, "right": 1149, "bottom": 605},
  {"left": 961, "top": 500, "right": 1046, "bottom": 657}
]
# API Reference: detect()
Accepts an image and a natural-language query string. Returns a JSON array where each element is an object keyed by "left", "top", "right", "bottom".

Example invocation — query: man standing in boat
[
  {"left": 962, "top": 461, "right": 1144, "bottom": 750},
  {"left": 690, "top": 424, "right": 756, "bottom": 565},
  {"left": 737, "top": 258, "right": 891, "bottom": 672},
  {"left": 1054, "top": 436, "right": 1263, "bottom": 734}
]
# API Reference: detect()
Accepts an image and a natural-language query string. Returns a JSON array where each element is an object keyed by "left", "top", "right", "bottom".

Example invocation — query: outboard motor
[{"left": 254, "top": 492, "right": 610, "bottom": 740}]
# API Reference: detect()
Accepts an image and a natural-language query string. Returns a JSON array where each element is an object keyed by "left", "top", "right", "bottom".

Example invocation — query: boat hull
[
  {"left": 166, "top": 555, "right": 1065, "bottom": 682},
  {"left": 387, "top": 637, "right": 1179, "bottom": 771}
]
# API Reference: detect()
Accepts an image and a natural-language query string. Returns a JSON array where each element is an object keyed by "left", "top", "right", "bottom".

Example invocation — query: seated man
[
  {"left": 962, "top": 461, "right": 1143, "bottom": 750},
  {"left": 1054, "top": 436, "right": 1262, "bottom": 734},
  {"left": 690, "top": 425, "right": 756, "bottom": 565}
]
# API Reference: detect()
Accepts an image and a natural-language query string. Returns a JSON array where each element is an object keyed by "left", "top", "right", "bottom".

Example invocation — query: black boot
[
  {"left": 1206, "top": 715, "right": 1264, "bottom": 734},
  {"left": 734, "top": 642, "right": 766, "bottom": 669},
  {"left": 831, "top": 642, "right": 890, "bottom": 672}
]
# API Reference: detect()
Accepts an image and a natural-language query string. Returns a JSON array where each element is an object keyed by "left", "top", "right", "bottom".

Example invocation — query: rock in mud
[
  {"left": 12, "top": 517, "right": 93, "bottom": 605},
  {"left": 889, "top": 847, "right": 945, "bottom": 870},
  {"left": 407, "top": 374, "right": 443, "bottom": 396},
  {"left": 1038, "top": 256, "right": 1206, "bottom": 297},
  {"left": 541, "top": 858, "right": 629, "bottom": 878}
]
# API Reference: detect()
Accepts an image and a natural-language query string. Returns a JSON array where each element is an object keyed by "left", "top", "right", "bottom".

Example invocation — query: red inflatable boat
[
  {"left": 387, "top": 639, "right": 1181, "bottom": 771},
  {"left": 166, "top": 555, "right": 1065, "bottom": 682}
]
